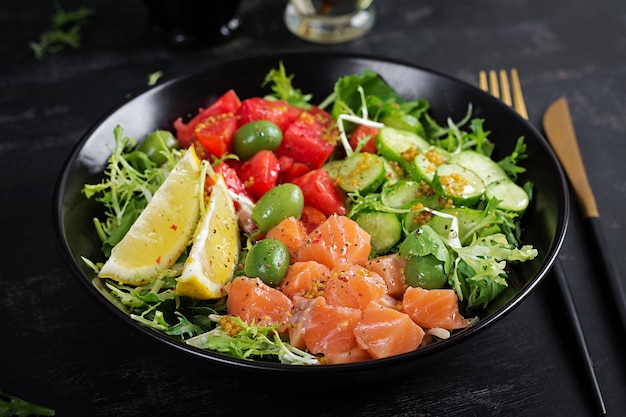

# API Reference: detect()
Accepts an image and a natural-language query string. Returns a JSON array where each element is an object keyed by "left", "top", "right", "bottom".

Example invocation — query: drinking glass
[{"left": 284, "top": 0, "right": 375, "bottom": 44}]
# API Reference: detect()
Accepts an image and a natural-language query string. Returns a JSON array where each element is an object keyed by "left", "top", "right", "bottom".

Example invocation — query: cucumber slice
[
  {"left": 355, "top": 211, "right": 402, "bottom": 254},
  {"left": 381, "top": 180, "right": 440, "bottom": 209},
  {"left": 322, "top": 159, "right": 343, "bottom": 180},
  {"left": 382, "top": 158, "right": 402, "bottom": 185},
  {"left": 336, "top": 152, "right": 386, "bottom": 194},
  {"left": 375, "top": 127, "right": 430, "bottom": 172},
  {"left": 433, "top": 163, "right": 485, "bottom": 206},
  {"left": 485, "top": 179, "right": 530, "bottom": 213},
  {"left": 449, "top": 150, "right": 507, "bottom": 185},
  {"left": 412, "top": 147, "right": 450, "bottom": 183}
]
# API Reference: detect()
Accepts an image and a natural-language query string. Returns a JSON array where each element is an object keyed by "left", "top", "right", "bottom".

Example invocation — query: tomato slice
[
  {"left": 174, "top": 89, "right": 241, "bottom": 148},
  {"left": 277, "top": 155, "right": 310, "bottom": 184},
  {"left": 276, "top": 107, "right": 338, "bottom": 170},
  {"left": 194, "top": 113, "right": 238, "bottom": 158},
  {"left": 291, "top": 169, "right": 347, "bottom": 217},
  {"left": 349, "top": 125, "right": 379, "bottom": 154},
  {"left": 237, "top": 98, "right": 302, "bottom": 132},
  {"left": 237, "top": 150, "right": 281, "bottom": 200},
  {"left": 213, "top": 162, "right": 253, "bottom": 201}
]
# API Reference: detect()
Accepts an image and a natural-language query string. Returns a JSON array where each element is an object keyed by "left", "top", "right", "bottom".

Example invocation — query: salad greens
[
  {"left": 83, "top": 64, "right": 537, "bottom": 363},
  {"left": 0, "top": 389, "right": 54, "bottom": 417},
  {"left": 83, "top": 126, "right": 178, "bottom": 257}
]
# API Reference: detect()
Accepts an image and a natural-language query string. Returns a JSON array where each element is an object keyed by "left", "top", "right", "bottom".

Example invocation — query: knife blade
[{"left": 543, "top": 96, "right": 626, "bottom": 336}]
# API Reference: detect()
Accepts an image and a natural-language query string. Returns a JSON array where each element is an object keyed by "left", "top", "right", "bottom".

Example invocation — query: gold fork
[
  {"left": 478, "top": 69, "right": 528, "bottom": 119},
  {"left": 478, "top": 69, "right": 606, "bottom": 415}
]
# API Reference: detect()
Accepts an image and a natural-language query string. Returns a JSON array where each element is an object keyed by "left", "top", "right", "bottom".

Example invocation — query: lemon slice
[
  {"left": 175, "top": 174, "right": 240, "bottom": 299},
  {"left": 98, "top": 147, "right": 202, "bottom": 285}
]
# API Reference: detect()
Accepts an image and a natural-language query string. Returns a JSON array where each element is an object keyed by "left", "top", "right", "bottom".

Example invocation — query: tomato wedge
[
  {"left": 237, "top": 98, "right": 302, "bottom": 132},
  {"left": 291, "top": 168, "right": 347, "bottom": 217},
  {"left": 276, "top": 107, "right": 338, "bottom": 170},
  {"left": 237, "top": 150, "right": 281, "bottom": 200},
  {"left": 194, "top": 113, "right": 238, "bottom": 158},
  {"left": 174, "top": 89, "right": 241, "bottom": 148},
  {"left": 277, "top": 155, "right": 310, "bottom": 184},
  {"left": 349, "top": 125, "right": 379, "bottom": 154},
  {"left": 213, "top": 162, "right": 253, "bottom": 201}
]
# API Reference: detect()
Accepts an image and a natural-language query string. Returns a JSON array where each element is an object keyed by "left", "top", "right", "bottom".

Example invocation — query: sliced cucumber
[
  {"left": 375, "top": 127, "right": 430, "bottom": 172},
  {"left": 412, "top": 146, "right": 450, "bottom": 183},
  {"left": 449, "top": 150, "right": 507, "bottom": 185},
  {"left": 382, "top": 158, "right": 402, "bottom": 185},
  {"left": 356, "top": 211, "right": 402, "bottom": 254},
  {"left": 433, "top": 163, "right": 485, "bottom": 207},
  {"left": 381, "top": 180, "right": 433, "bottom": 209},
  {"left": 485, "top": 179, "right": 530, "bottom": 213},
  {"left": 336, "top": 152, "right": 386, "bottom": 194},
  {"left": 322, "top": 159, "right": 343, "bottom": 180}
]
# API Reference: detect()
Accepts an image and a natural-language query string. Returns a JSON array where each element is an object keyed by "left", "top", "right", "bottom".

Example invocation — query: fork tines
[{"left": 479, "top": 69, "right": 528, "bottom": 120}]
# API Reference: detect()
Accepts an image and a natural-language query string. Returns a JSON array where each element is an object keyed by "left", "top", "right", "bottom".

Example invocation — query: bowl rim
[{"left": 52, "top": 49, "right": 570, "bottom": 375}]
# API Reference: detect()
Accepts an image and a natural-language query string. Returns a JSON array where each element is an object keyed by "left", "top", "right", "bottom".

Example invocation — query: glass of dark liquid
[{"left": 143, "top": 0, "right": 242, "bottom": 48}]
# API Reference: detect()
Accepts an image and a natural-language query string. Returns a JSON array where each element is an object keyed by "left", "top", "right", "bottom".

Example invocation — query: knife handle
[
  {"left": 551, "top": 259, "right": 606, "bottom": 415},
  {"left": 586, "top": 216, "right": 626, "bottom": 335}
]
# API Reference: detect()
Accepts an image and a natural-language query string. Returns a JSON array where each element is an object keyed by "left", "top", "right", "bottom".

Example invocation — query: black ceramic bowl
[{"left": 53, "top": 51, "right": 569, "bottom": 383}]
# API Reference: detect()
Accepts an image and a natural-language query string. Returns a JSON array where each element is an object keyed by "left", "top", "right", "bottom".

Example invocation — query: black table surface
[{"left": 3, "top": 0, "right": 626, "bottom": 415}]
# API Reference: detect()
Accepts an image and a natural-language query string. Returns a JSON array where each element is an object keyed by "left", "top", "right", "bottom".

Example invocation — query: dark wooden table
[{"left": 2, "top": 0, "right": 625, "bottom": 415}]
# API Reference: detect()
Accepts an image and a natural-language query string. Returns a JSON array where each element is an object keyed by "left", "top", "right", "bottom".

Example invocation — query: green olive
[
  {"left": 137, "top": 130, "right": 179, "bottom": 165},
  {"left": 252, "top": 183, "right": 304, "bottom": 233},
  {"left": 404, "top": 254, "right": 448, "bottom": 289},
  {"left": 232, "top": 121, "right": 283, "bottom": 160},
  {"left": 244, "top": 238, "right": 290, "bottom": 286}
]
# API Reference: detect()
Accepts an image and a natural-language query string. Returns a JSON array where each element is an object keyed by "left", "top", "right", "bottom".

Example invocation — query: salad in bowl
[
  {"left": 54, "top": 52, "right": 567, "bottom": 381},
  {"left": 81, "top": 63, "right": 537, "bottom": 365}
]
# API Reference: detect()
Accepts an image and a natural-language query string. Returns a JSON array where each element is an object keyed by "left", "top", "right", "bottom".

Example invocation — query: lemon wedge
[
  {"left": 175, "top": 174, "right": 240, "bottom": 299},
  {"left": 98, "top": 147, "right": 202, "bottom": 285}
]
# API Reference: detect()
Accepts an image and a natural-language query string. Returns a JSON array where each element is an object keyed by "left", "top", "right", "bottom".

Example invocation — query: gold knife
[{"left": 543, "top": 96, "right": 626, "bottom": 336}]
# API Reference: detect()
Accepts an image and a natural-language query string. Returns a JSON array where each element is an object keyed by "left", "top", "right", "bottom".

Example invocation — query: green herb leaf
[
  {"left": 187, "top": 315, "right": 320, "bottom": 365},
  {"left": 497, "top": 136, "right": 528, "bottom": 180},
  {"left": 29, "top": 4, "right": 94, "bottom": 59},
  {"left": 0, "top": 389, "right": 55, "bottom": 417},
  {"left": 263, "top": 61, "right": 312, "bottom": 109}
]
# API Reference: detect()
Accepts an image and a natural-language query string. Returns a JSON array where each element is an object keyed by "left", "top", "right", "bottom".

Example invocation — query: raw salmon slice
[
  {"left": 292, "top": 296, "right": 361, "bottom": 356},
  {"left": 266, "top": 216, "right": 307, "bottom": 260},
  {"left": 324, "top": 345, "right": 373, "bottom": 364},
  {"left": 295, "top": 214, "right": 372, "bottom": 270},
  {"left": 364, "top": 254, "right": 408, "bottom": 298},
  {"left": 226, "top": 276, "right": 293, "bottom": 328},
  {"left": 324, "top": 263, "right": 387, "bottom": 310},
  {"left": 279, "top": 261, "right": 329, "bottom": 300},
  {"left": 402, "top": 286, "right": 471, "bottom": 329},
  {"left": 355, "top": 301, "right": 425, "bottom": 359}
]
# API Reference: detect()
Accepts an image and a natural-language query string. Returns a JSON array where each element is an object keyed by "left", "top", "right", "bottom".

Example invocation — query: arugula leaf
[
  {"left": 498, "top": 136, "right": 528, "bottom": 180},
  {"left": 29, "top": 3, "right": 94, "bottom": 59},
  {"left": 0, "top": 389, "right": 55, "bottom": 417},
  {"left": 262, "top": 61, "right": 312, "bottom": 109},
  {"left": 331, "top": 70, "right": 405, "bottom": 120}
]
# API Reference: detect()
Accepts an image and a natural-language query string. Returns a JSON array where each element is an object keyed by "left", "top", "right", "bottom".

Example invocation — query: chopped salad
[{"left": 83, "top": 63, "right": 537, "bottom": 365}]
